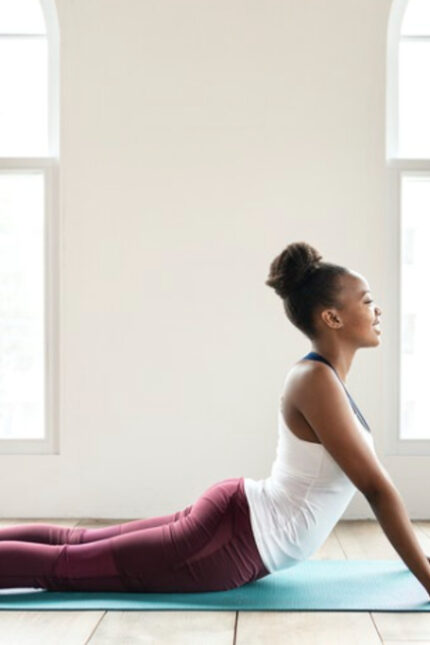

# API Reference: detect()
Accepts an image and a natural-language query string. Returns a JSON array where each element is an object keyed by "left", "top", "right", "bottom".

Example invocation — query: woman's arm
[
  {"left": 367, "top": 484, "right": 430, "bottom": 597},
  {"left": 293, "top": 365, "right": 430, "bottom": 596}
]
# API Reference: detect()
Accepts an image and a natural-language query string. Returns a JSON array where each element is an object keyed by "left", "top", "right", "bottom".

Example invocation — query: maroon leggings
[{"left": 0, "top": 477, "right": 270, "bottom": 592}]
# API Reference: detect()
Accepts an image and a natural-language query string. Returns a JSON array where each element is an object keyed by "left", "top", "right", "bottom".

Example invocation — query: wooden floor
[{"left": 1, "top": 518, "right": 430, "bottom": 644}]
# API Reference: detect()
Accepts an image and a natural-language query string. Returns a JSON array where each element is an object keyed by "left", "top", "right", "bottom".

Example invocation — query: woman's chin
[
  {"left": 361, "top": 330, "right": 382, "bottom": 347},
  {"left": 372, "top": 330, "right": 382, "bottom": 345}
]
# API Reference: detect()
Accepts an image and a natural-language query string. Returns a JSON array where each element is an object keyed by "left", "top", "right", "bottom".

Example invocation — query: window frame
[
  {"left": 0, "top": 0, "right": 60, "bottom": 454},
  {"left": 385, "top": 0, "right": 430, "bottom": 455}
]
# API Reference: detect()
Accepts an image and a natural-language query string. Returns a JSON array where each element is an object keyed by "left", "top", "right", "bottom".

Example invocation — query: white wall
[{"left": 2, "top": 0, "right": 414, "bottom": 520}]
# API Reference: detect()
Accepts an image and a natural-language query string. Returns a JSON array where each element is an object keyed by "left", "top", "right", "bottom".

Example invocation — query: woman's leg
[
  {"left": 0, "top": 505, "right": 193, "bottom": 545},
  {"left": 0, "top": 477, "right": 269, "bottom": 592},
  {"left": 0, "top": 538, "right": 124, "bottom": 591}
]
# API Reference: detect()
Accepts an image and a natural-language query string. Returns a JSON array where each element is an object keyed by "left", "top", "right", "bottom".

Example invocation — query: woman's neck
[{"left": 309, "top": 344, "right": 356, "bottom": 384}]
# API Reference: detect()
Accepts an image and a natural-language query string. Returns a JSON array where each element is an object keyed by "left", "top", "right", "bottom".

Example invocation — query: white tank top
[{"left": 244, "top": 354, "right": 377, "bottom": 573}]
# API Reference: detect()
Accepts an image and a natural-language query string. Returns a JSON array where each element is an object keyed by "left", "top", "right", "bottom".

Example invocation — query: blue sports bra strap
[{"left": 302, "top": 352, "right": 371, "bottom": 433}]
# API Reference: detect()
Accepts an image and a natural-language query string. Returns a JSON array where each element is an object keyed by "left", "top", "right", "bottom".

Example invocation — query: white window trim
[
  {"left": 385, "top": 0, "right": 430, "bottom": 455},
  {"left": 0, "top": 0, "right": 60, "bottom": 454}
]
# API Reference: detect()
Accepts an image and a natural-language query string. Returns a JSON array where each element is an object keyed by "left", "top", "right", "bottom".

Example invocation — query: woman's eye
[{"left": 365, "top": 300, "right": 373, "bottom": 304}]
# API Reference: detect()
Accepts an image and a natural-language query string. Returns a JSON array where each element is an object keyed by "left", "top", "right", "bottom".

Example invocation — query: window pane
[
  {"left": 398, "top": 40, "right": 430, "bottom": 158},
  {"left": 0, "top": 173, "right": 44, "bottom": 439},
  {"left": 401, "top": 0, "right": 430, "bottom": 36},
  {"left": 400, "top": 174, "right": 430, "bottom": 439},
  {"left": 0, "top": 0, "right": 46, "bottom": 35},
  {"left": 0, "top": 37, "right": 48, "bottom": 156}
]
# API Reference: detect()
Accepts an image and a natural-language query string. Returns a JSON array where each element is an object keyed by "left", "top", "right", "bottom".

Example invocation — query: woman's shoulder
[
  {"left": 288, "top": 357, "right": 331, "bottom": 383},
  {"left": 281, "top": 358, "right": 330, "bottom": 405}
]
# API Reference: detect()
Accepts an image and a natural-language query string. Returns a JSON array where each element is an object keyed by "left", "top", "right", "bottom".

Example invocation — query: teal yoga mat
[{"left": 0, "top": 561, "right": 429, "bottom": 611}]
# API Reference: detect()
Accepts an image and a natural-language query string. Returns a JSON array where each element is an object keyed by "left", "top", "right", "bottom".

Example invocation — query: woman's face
[{"left": 321, "top": 271, "right": 382, "bottom": 347}]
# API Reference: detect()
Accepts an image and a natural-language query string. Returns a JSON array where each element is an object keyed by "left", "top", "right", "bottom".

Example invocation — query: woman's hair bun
[{"left": 265, "top": 241, "right": 323, "bottom": 299}]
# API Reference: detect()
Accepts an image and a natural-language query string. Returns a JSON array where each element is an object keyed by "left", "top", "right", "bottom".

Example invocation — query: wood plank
[
  {"left": 335, "top": 520, "right": 396, "bottom": 558},
  {"left": 413, "top": 521, "right": 430, "bottom": 543},
  {"left": 236, "top": 611, "right": 381, "bottom": 645},
  {"left": 74, "top": 519, "right": 131, "bottom": 528},
  {"left": 334, "top": 519, "right": 430, "bottom": 559},
  {"left": 0, "top": 519, "right": 80, "bottom": 527},
  {"left": 88, "top": 610, "right": 236, "bottom": 645},
  {"left": 384, "top": 642, "right": 430, "bottom": 645},
  {"left": 374, "top": 612, "right": 430, "bottom": 641},
  {"left": 0, "top": 611, "right": 104, "bottom": 645},
  {"left": 310, "top": 529, "right": 347, "bottom": 560}
]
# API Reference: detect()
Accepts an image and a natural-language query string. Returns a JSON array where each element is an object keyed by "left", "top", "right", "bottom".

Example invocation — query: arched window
[
  {"left": 0, "top": 0, "right": 59, "bottom": 452},
  {"left": 387, "top": 0, "right": 430, "bottom": 450}
]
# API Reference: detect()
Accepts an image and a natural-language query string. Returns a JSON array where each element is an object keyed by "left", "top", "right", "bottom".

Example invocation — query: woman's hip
[{"left": 169, "top": 476, "right": 270, "bottom": 589}]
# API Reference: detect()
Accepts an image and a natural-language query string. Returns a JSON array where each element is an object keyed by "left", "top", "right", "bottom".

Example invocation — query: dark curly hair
[{"left": 265, "top": 241, "right": 349, "bottom": 339}]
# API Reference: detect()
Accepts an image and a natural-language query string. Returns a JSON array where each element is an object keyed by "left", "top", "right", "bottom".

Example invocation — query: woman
[{"left": 1, "top": 241, "right": 429, "bottom": 596}]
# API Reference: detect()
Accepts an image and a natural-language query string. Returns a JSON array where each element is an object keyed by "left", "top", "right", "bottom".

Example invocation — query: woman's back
[
  {"left": 243, "top": 352, "right": 376, "bottom": 573},
  {"left": 280, "top": 361, "right": 324, "bottom": 444}
]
